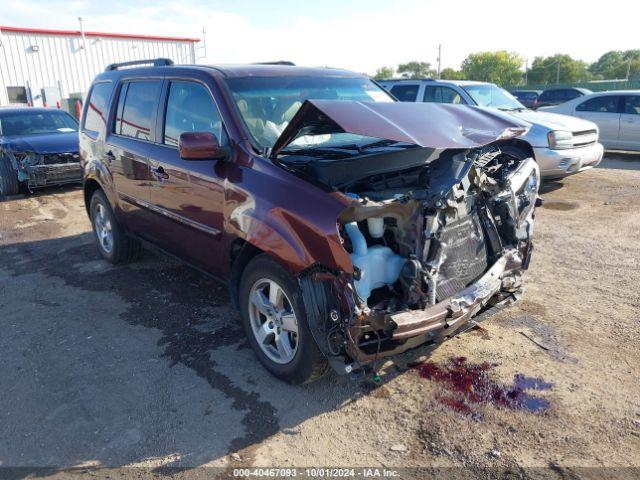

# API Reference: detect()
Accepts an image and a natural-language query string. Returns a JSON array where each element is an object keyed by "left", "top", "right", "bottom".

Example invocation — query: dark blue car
[{"left": 0, "top": 108, "right": 81, "bottom": 196}]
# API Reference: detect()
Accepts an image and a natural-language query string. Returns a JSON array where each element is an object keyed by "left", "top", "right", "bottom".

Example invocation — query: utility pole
[
  {"left": 78, "top": 17, "right": 86, "bottom": 50},
  {"left": 437, "top": 44, "right": 441, "bottom": 79},
  {"left": 556, "top": 61, "right": 560, "bottom": 84},
  {"left": 626, "top": 60, "right": 632, "bottom": 81},
  {"left": 524, "top": 59, "right": 528, "bottom": 85},
  {"left": 196, "top": 26, "right": 207, "bottom": 62}
]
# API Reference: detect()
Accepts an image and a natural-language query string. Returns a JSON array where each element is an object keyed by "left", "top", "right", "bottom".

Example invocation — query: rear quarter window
[{"left": 82, "top": 82, "right": 113, "bottom": 136}]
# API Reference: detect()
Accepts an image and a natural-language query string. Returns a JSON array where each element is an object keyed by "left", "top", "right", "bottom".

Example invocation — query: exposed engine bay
[{"left": 294, "top": 142, "right": 539, "bottom": 372}]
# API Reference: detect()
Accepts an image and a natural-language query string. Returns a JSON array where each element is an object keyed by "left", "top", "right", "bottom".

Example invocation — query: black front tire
[
  {"left": 239, "top": 254, "right": 329, "bottom": 384},
  {"left": 89, "top": 190, "right": 142, "bottom": 264},
  {"left": 0, "top": 156, "right": 20, "bottom": 197}
]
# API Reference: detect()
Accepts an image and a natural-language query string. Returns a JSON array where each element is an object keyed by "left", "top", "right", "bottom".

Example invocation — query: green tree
[
  {"left": 614, "top": 59, "right": 640, "bottom": 81},
  {"left": 460, "top": 51, "right": 523, "bottom": 85},
  {"left": 372, "top": 66, "right": 395, "bottom": 80},
  {"left": 440, "top": 67, "right": 466, "bottom": 80},
  {"left": 590, "top": 50, "right": 640, "bottom": 79},
  {"left": 528, "top": 54, "right": 592, "bottom": 84},
  {"left": 397, "top": 61, "right": 436, "bottom": 79}
]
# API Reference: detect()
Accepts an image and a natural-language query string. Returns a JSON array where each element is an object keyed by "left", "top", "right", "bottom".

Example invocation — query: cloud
[{"left": 1, "top": 0, "right": 638, "bottom": 75}]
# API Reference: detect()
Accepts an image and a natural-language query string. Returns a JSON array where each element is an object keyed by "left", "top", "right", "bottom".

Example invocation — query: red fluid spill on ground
[{"left": 414, "top": 357, "right": 552, "bottom": 417}]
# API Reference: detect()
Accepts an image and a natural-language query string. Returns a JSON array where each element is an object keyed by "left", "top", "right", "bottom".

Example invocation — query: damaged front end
[
  {"left": 1, "top": 147, "right": 82, "bottom": 190},
  {"left": 276, "top": 101, "right": 539, "bottom": 373}
]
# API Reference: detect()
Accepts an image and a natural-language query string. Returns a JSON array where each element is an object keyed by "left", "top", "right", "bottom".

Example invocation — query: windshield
[
  {"left": 224, "top": 76, "right": 394, "bottom": 150},
  {"left": 0, "top": 111, "right": 78, "bottom": 137},
  {"left": 462, "top": 84, "right": 525, "bottom": 111}
]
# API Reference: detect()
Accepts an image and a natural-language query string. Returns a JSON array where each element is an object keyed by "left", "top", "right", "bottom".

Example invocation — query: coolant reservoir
[
  {"left": 344, "top": 222, "right": 404, "bottom": 304},
  {"left": 367, "top": 217, "right": 385, "bottom": 239}
]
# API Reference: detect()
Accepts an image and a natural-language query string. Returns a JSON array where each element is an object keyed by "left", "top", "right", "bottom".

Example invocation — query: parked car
[
  {"left": 81, "top": 60, "right": 539, "bottom": 384},
  {"left": 543, "top": 90, "right": 640, "bottom": 151},
  {"left": 510, "top": 90, "right": 542, "bottom": 109},
  {"left": 379, "top": 79, "right": 603, "bottom": 178},
  {"left": 0, "top": 108, "right": 81, "bottom": 196},
  {"left": 536, "top": 87, "right": 592, "bottom": 109}
]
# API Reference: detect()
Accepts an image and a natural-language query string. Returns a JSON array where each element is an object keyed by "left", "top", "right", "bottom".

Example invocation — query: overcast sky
[{"left": 2, "top": 0, "right": 637, "bottom": 74}]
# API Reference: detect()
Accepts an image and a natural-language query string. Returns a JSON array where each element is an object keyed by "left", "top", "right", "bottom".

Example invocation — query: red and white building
[{"left": 0, "top": 25, "right": 199, "bottom": 108}]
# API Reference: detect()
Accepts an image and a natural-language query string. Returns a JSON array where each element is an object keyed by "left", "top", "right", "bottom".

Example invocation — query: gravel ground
[{"left": 0, "top": 154, "right": 639, "bottom": 478}]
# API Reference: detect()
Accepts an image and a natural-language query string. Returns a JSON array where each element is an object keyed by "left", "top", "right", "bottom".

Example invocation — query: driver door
[{"left": 145, "top": 79, "right": 228, "bottom": 276}]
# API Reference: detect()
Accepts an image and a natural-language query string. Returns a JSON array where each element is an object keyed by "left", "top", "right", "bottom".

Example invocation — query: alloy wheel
[
  {"left": 94, "top": 203, "right": 114, "bottom": 254},
  {"left": 248, "top": 278, "right": 299, "bottom": 364}
]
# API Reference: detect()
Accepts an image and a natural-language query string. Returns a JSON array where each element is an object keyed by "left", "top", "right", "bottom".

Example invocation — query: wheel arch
[
  {"left": 499, "top": 138, "right": 535, "bottom": 160},
  {"left": 83, "top": 178, "right": 102, "bottom": 215},
  {"left": 228, "top": 238, "right": 265, "bottom": 309}
]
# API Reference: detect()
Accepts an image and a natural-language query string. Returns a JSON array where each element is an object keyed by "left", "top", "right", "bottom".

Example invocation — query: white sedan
[{"left": 544, "top": 90, "right": 640, "bottom": 151}]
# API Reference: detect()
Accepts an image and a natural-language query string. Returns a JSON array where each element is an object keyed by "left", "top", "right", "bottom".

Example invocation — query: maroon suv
[{"left": 80, "top": 59, "right": 539, "bottom": 384}]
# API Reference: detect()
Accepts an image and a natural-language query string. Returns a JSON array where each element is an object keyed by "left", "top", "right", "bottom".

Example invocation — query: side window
[
  {"left": 163, "top": 81, "right": 225, "bottom": 146},
  {"left": 424, "top": 86, "right": 464, "bottom": 104},
  {"left": 565, "top": 90, "right": 581, "bottom": 101},
  {"left": 623, "top": 96, "right": 640, "bottom": 115},
  {"left": 440, "top": 87, "right": 463, "bottom": 104},
  {"left": 83, "top": 82, "right": 112, "bottom": 135},
  {"left": 118, "top": 80, "right": 162, "bottom": 141},
  {"left": 576, "top": 96, "right": 620, "bottom": 113},
  {"left": 114, "top": 83, "right": 127, "bottom": 135},
  {"left": 540, "top": 91, "right": 555, "bottom": 103},
  {"left": 390, "top": 84, "right": 419, "bottom": 102},
  {"left": 423, "top": 86, "right": 438, "bottom": 102}
]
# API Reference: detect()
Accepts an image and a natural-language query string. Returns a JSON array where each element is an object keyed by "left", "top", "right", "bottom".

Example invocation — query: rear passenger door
[
  {"left": 105, "top": 79, "right": 162, "bottom": 233},
  {"left": 145, "top": 79, "right": 227, "bottom": 275},
  {"left": 619, "top": 95, "right": 640, "bottom": 150},
  {"left": 574, "top": 95, "right": 622, "bottom": 148}
]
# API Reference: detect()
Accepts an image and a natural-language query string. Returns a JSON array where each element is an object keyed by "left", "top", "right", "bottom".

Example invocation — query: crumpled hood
[
  {"left": 270, "top": 100, "right": 530, "bottom": 157},
  {"left": 1, "top": 132, "right": 79, "bottom": 154},
  {"left": 509, "top": 109, "right": 597, "bottom": 132}
]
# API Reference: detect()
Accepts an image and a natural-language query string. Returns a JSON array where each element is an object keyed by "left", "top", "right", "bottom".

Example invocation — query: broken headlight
[{"left": 10, "top": 151, "right": 40, "bottom": 167}]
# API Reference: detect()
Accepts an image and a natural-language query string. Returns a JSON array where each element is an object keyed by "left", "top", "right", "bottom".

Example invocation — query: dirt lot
[{"left": 1, "top": 155, "right": 639, "bottom": 477}]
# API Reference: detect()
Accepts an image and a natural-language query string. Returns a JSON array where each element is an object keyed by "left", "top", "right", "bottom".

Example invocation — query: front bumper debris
[
  {"left": 25, "top": 163, "right": 83, "bottom": 189},
  {"left": 389, "top": 254, "right": 508, "bottom": 340}
]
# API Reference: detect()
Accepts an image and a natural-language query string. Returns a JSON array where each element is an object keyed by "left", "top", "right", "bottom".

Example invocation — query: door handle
[
  {"left": 104, "top": 151, "right": 116, "bottom": 163},
  {"left": 624, "top": 118, "right": 635, "bottom": 123},
  {"left": 151, "top": 166, "right": 170, "bottom": 180}
]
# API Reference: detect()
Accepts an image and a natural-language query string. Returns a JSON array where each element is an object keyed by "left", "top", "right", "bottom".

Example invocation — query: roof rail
[
  {"left": 253, "top": 61, "right": 295, "bottom": 66},
  {"left": 105, "top": 58, "right": 174, "bottom": 71},
  {"left": 382, "top": 77, "right": 435, "bottom": 82}
]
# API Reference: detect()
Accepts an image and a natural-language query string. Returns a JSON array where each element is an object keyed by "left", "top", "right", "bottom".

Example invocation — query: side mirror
[{"left": 178, "top": 132, "right": 227, "bottom": 160}]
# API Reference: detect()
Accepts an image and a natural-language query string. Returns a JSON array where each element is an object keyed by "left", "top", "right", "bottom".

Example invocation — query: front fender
[{"left": 230, "top": 203, "right": 353, "bottom": 275}]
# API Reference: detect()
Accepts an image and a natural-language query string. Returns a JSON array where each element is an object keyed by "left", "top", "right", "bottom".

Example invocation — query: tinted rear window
[
  {"left": 83, "top": 82, "right": 112, "bottom": 135},
  {"left": 390, "top": 84, "right": 419, "bottom": 102},
  {"left": 117, "top": 80, "right": 162, "bottom": 141}
]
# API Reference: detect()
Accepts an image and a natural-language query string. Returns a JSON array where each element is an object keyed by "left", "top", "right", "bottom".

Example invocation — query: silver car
[
  {"left": 543, "top": 90, "right": 640, "bottom": 151},
  {"left": 379, "top": 79, "right": 605, "bottom": 179}
]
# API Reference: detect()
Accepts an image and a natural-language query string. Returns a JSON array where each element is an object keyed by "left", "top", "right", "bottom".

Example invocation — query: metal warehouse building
[{"left": 0, "top": 25, "right": 199, "bottom": 110}]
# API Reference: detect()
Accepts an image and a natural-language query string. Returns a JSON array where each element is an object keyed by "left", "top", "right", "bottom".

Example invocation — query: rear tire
[
  {"left": 239, "top": 254, "right": 329, "bottom": 384},
  {"left": 0, "top": 156, "right": 20, "bottom": 197},
  {"left": 90, "top": 189, "right": 142, "bottom": 264}
]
